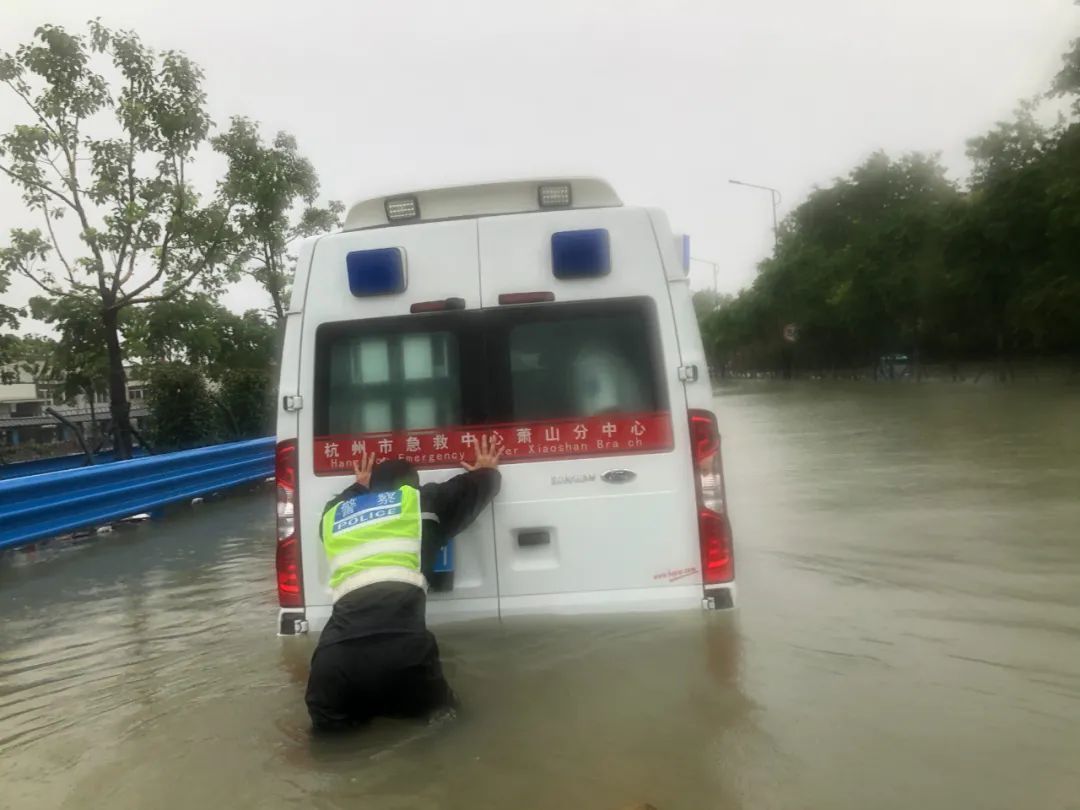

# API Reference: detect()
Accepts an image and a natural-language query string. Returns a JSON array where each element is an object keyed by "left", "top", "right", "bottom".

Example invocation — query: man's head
[{"left": 369, "top": 459, "right": 419, "bottom": 492}]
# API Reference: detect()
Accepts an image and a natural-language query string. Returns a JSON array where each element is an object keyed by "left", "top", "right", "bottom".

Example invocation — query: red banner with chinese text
[{"left": 312, "top": 412, "right": 673, "bottom": 474}]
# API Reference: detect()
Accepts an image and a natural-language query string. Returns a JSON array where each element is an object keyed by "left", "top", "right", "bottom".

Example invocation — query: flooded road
[{"left": 2, "top": 383, "right": 1080, "bottom": 809}]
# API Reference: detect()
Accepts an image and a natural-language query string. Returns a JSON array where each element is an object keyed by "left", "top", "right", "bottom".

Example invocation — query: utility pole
[{"left": 729, "top": 179, "right": 782, "bottom": 247}]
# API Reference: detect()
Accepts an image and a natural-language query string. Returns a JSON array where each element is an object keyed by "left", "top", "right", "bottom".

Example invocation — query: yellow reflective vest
[{"left": 320, "top": 486, "right": 426, "bottom": 601}]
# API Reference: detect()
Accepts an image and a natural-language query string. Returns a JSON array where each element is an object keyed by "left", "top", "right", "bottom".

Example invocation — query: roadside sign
[{"left": 783, "top": 323, "right": 798, "bottom": 343}]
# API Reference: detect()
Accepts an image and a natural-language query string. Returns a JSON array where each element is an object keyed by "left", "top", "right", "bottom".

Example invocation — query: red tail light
[
  {"left": 275, "top": 439, "right": 303, "bottom": 607},
  {"left": 410, "top": 297, "right": 466, "bottom": 313},
  {"left": 699, "top": 508, "right": 733, "bottom": 584},
  {"left": 498, "top": 291, "right": 556, "bottom": 305},
  {"left": 689, "top": 410, "right": 734, "bottom": 584},
  {"left": 690, "top": 411, "right": 720, "bottom": 463}
]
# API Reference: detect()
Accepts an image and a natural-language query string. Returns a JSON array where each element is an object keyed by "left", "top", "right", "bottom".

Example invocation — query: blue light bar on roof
[
  {"left": 346, "top": 248, "right": 406, "bottom": 296},
  {"left": 551, "top": 228, "right": 610, "bottom": 279}
]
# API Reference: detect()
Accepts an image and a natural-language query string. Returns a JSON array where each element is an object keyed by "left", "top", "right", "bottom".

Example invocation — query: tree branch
[
  {"left": 262, "top": 243, "right": 275, "bottom": 280},
  {"left": 124, "top": 257, "right": 211, "bottom": 306},
  {"left": 118, "top": 187, "right": 235, "bottom": 307},
  {"left": 284, "top": 225, "right": 308, "bottom": 244},
  {"left": 16, "top": 265, "right": 65, "bottom": 297},
  {"left": 262, "top": 244, "right": 285, "bottom": 320},
  {"left": 1, "top": 78, "right": 61, "bottom": 140},
  {"left": 0, "top": 163, "right": 77, "bottom": 209},
  {"left": 51, "top": 113, "right": 109, "bottom": 299},
  {"left": 119, "top": 237, "right": 138, "bottom": 288},
  {"left": 41, "top": 152, "right": 73, "bottom": 191},
  {"left": 39, "top": 202, "right": 82, "bottom": 288},
  {"left": 113, "top": 77, "right": 137, "bottom": 295},
  {"left": 120, "top": 151, "right": 189, "bottom": 302},
  {"left": 122, "top": 213, "right": 233, "bottom": 308},
  {"left": 114, "top": 218, "right": 132, "bottom": 292},
  {"left": 119, "top": 225, "right": 171, "bottom": 301}
]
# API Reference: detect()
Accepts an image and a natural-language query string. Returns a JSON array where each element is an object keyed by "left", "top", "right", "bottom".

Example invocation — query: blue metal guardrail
[
  {"left": 0, "top": 437, "right": 274, "bottom": 552},
  {"left": 0, "top": 448, "right": 149, "bottom": 481}
]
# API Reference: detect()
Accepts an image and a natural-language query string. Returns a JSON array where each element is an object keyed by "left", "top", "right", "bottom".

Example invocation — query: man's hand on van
[
  {"left": 462, "top": 435, "right": 502, "bottom": 472},
  {"left": 353, "top": 450, "right": 376, "bottom": 488}
]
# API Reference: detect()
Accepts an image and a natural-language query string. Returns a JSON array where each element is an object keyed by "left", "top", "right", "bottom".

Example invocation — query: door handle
[{"left": 517, "top": 530, "right": 551, "bottom": 547}]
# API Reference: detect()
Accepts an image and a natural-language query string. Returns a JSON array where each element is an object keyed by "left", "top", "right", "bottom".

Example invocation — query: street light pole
[
  {"left": 729, "top": 179, "right": 782, "bottom": 247},
  {"left": 690, "top": 257, "right": 720, "bottom": 298}
]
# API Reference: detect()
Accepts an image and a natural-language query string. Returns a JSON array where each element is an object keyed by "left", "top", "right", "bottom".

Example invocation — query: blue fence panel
[
  {"left": 0, "top": 448, "right": 149, "bottom": 481},
  {"left": 0, "top": 438, "right": 274, "bottom": 551}
]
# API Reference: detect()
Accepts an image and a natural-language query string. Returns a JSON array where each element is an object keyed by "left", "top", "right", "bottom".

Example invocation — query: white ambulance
[{"left": 274, "top": 178, "right": 734, "bottom": 635}]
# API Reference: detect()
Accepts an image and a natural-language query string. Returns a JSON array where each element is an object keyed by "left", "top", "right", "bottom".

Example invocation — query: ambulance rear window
[
  {"left": 314, "top": 298, "right": 666, "bottom": 445},
  {"left": 487, "top": 297, "right": 667, "bottom": 422},
  {"left": 314, "top": 314, "right": 483, "bottom": 436}
]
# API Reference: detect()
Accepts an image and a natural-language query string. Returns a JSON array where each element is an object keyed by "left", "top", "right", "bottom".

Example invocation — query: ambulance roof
[{"left": 342, "top": 178, "right": 622, "bottom": 231}]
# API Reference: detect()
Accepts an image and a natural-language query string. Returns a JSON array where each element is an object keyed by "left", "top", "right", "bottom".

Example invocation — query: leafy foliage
[
  {"left": 1051, "top": 5, "right": 1080, "bottom": 113},
  {"left": 213, "top": 117, "right": 342, "bottom": 320},
  {"left": 0, "top": 21, "right": 237, "bottom": 456},
  {"left": 0, "top": 243, "right": 25, "bottom": 331},
  {"left": 27, "top": 294, "right": 113, "bottom": 400},
  {"left": 217, "top": 368, "right": 274, "bottom": 439},
  {"left": 704, "top": 46, "right": 1080, "bottom": 375},
  {"left": 1, "top": 22, "right": 335, "bottom": 449},
  {"left": 692, "top": 290, "right": 731, "bottom": 321},
  {"left": 125, "top": 294, "right": 276, "bottom": 377},
  {"left": 133, "top": 297, "right": 277, "bottom": 440},
  {"left": 145, "top": 362, "right": 218, "bottom": 449},
  {"left": 0, "top": 333, "right": 54, "bottom": 382}
]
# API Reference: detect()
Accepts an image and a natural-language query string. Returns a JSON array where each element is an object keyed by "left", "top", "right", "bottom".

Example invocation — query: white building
[{"left": 0, "top": 365, "right": 149, "bottom": 451}]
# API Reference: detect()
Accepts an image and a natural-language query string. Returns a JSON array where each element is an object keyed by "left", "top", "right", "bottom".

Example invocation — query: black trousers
[{"left": 305, "top": 631, "right": 455, "bottom": 732}]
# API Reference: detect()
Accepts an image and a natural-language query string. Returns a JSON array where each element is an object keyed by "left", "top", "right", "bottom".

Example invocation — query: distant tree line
[
  {"left": 0, "top": 21, "right": 342, "bottom": 454},
  {"left": 700, "top": 22, "right": 1080, "bottom": 380}
]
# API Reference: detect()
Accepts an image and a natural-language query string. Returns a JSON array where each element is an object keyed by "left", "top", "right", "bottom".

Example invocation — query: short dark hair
[{"left": 370, "top": 459, "right": 419, "bottom": 492}]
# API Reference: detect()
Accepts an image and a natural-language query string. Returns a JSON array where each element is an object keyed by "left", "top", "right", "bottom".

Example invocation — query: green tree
[
  {"left": 126, "top": 293, "right": 275, "bottom": 377},
  {"left": 213, "top": 117, "right": 342, "bottom": 321},
  {"left": 126, "top": 293, "right": 231, "bottom": 367},
  {"left": 0, "top": 253, "right": 22, "bottom": 332},
  {"left": 947, "top": 103, "right": 1078, "bottom": 367},
  {"left": 1039, "top": 125, "right": 1080, "bottom": 351},
  {"left": 715, "top": 152, "right": 960, "bottom": 374},
  {"left": 214, "top": 309, "right": 276, "bottom": 374},
  {"left": 28, "top": 296, "right": 112, "bottom": 433},
  {"left": 0, "top": 333, "right": 54, "bottom": 382},
  {"left": 129, "top": 294, "right": 276, "bottom": 439},
  {"left": 146, "top": 362, "right": 217, "bottom": 449},
  {"left": 0, "top": 22, "right": 236, "bottom": 458},
  {"left": 0, "top": 335, "right": 16, "bottom": 370},
  {"left": 704, "top": 20, "right": 1080, "bottom": 376},
  {"left": 692, "top": 289, "right": 731, "bottom": 322},
  {"left": 217, "top": 368, "right": 274, "bottom": 439},
  {"left": 1051, "top": 5, "right": 1080, "bottom": 113}
]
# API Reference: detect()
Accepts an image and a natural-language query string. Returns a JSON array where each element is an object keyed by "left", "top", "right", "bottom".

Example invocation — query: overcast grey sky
[{"left": 1, "top": 0, "right": 1076, "bottom": 319}]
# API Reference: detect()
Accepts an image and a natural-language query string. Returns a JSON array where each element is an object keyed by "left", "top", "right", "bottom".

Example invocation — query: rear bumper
[
  {"left": 497, "top": 583, "right": 736, "bottom": 617},
  {"left": 277, "top": 582, "right": 735, "bottom": 636}
]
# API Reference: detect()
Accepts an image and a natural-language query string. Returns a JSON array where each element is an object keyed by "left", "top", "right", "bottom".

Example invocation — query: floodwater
[{"left": 2, "top": 383, "right": 1080, "bottom": 810}]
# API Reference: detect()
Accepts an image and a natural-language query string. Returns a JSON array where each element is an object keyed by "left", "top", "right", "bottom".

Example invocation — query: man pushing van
[{"left": 305, "top": 437, "right": 502, "bottom": 731}]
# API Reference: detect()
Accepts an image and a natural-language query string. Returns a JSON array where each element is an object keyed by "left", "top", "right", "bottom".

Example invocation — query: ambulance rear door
[
  {"left": 297, "top": 219, "right": 500, "bottom": 624},
  {"left": 476, "top": 207, "right": 702, "bottom": 614}
]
